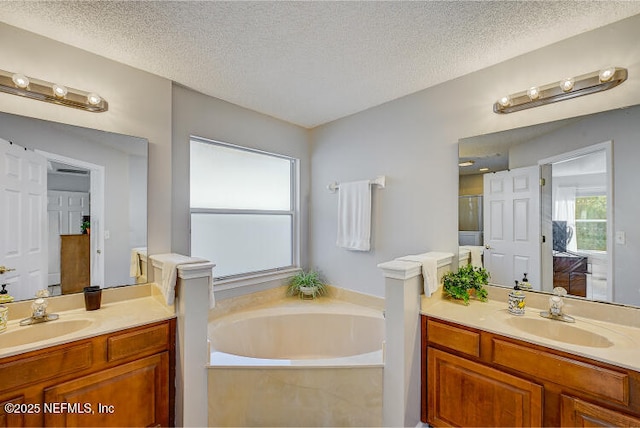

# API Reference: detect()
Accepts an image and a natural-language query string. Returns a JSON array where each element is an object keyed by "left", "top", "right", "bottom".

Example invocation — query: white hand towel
[
  {"left": 130, "top": 247, "right": 147, "bottom": 277},
  {"left": 336, "top": 180, "right": 372, "bottom": 251},
  {"left": 150, "top": 253, "right": 213, "bottom": 306},
  {"left": 460, "top": 245, "right": 484, "bottom": 268},
  {"left": 396, "top": 253, "right": 439, "bottom": 297}
]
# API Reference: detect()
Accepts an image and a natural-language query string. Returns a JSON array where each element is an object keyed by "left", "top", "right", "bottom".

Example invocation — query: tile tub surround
[
  {"left": 208, "top": 366, "right": 383, "bottom": 427},
  {"left": 0, "top": 283, "right": 175, "bottom": 359},
  {"left": 421, "top": 285, "right": 640, "bottom": 372},
  {"left": 207, "top": 293, "right": 384, "bottom": 427}
]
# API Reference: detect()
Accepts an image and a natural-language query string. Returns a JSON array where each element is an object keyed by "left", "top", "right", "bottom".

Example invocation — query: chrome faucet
[
  {"left": 19, "top": 289, "right": 59, "bottom": 326},
  {"left": 539, "top": 287, "right": 575, "bottom": 323}
]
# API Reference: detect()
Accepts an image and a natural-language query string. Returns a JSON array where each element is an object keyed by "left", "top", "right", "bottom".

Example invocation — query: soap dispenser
[
  {"left": 0, "top": 265, "right": 15, "bottom": 304},
  {"left": 508, "top": 280, "right": 526, "bottom": 316},
  {"left": 520, "top": 273, "right": 532, "bottom": 290}
]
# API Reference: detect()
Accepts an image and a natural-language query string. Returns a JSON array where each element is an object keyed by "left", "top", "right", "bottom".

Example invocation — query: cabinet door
[
  {"left": 428, "top": 348, "right": 542, "bottom": 427},
  {"left": 43, "top": 353, "right": 168, "bottom": 427},
  {"left": 0, "top": 396, "right": 25, "bottom": 427},
  {"left": 561, "top": 395, "right": 640, "bottom": 427}
]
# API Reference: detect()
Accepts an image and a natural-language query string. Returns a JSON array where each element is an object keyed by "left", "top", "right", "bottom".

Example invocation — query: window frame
[
  {"left": 189, "top": 136, "right": 300, "bottom": 284},
  {"left": 574, "top": 193, "right": 607, "bottom": 253}
]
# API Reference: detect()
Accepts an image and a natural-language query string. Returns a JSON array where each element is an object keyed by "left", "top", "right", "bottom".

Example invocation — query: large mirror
[
  {"left": 0, "top": 111, "right": 148, "bottom": 302},
  {"left": 459, "top": 104, "right": 640, "bottom": 307}
]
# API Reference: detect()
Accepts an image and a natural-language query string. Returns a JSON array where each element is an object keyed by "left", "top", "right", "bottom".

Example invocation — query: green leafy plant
[
  {"left": 81, "top": 220, "right": 90, "bottom": 234},
  {"left": 442, "top": 264, "right": 489, "bottom": 305},
  {"left": 287, "top": 269, "right": 328, "bottom": 299}
]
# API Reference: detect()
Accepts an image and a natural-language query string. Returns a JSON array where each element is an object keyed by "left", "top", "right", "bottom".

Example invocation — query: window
[
  {"left": 190, "top": 137, "right": 298, "bottom": 279},
  {"left": 575, "top": 195, "right": 607, "bottom": 251}
]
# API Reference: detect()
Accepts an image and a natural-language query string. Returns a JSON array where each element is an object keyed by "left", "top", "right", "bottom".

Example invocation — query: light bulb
[
  {"left": 526, "top": 86, "right": 540, "bottom": 100},
  {"left": 52, "top": 84, "right": 68, "bottom": 98},
  {"left": 12, "top": 73, "right": 29, "bottom": 89},
  {"left": 599, "top": 67, "right": 615, "bottom": 82},
  {"left": 498, "top": 95, "right": 511, "bottom": 108},
  {"left": 87, "top": 92, "right": 102, "bottom": 106},
  {"left": 560, "top": 77, "right": 575, "bottom": 92}
]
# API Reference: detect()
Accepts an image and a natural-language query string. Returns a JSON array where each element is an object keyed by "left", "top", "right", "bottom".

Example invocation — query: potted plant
[
  {"left": 287, "top": 269, "right": 328, "bottom": 299},
  {"left": 442, "top": 264, "right": 489, "bottom": 305}
]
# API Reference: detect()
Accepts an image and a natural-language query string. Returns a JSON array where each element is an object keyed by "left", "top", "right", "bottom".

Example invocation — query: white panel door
[
  {"left": 483, "top": 166, "right": 541, "bottom": 290},
  {"left": 0, "top": 138, "right": 48, "bottom": 301},
  {"left": 47, "top": 191, "right": 90, "bottom": 285}
]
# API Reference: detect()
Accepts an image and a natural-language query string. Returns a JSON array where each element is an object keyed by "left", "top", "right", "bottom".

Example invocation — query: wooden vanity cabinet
[
  {"left": 0, "top": 318, "right": 175, "bottom": 427},
  {"left": 421, "top": 316, "right": 640, "bottom": 427}
]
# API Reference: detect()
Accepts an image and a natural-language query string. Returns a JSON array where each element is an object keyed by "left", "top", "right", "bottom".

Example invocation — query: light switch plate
[{"left": 615, "top": 231, "right": 626, "bottom": 245}]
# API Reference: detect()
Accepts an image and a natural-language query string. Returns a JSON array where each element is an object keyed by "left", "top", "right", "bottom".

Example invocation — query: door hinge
[{"left": 540, "top": 178, "right": 546, "bottom": 186}]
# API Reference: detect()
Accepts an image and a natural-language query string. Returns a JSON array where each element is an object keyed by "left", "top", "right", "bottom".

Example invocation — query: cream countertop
[
  {"left": 421, "top": 286, "right": 640, "bottom": 372},
  {"left": 0, "top": 284, "right": 175, "bottom": 359}
]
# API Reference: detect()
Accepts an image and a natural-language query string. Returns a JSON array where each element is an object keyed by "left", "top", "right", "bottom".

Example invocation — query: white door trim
[
  {"left": 538, "top": 141, "right": 613, "bottom": 301},
  {"left": 36, "top": 149, "right": 106, "bottom": 287}
]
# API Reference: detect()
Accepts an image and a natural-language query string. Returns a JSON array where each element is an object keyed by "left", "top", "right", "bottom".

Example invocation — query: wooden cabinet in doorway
[{"left": 60, "top": 234, "right": 90, "bottom": 294}]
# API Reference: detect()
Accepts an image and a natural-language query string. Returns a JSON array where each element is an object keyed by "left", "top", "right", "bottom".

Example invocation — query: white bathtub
[{"left": 207, "top": 300, "right": 384, "bottom": 426}]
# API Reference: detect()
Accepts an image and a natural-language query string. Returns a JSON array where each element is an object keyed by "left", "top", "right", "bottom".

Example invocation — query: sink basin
[
  {"left": 0, "top": 319, "right": 93, "bottom": 348},
  {"left": 506, "top": 317, "right": 614, "bottom": 348}
]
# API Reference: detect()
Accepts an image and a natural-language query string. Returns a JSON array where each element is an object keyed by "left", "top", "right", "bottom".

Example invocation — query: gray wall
[
  {"left": 310, "top": 15, "right": 640, "bottom": 298},
  {"left": 47, "top": 174, "right": 90, "bottom": 192},
  {"left": 3, "top": 15, "right": 640, "bottom": 301}
]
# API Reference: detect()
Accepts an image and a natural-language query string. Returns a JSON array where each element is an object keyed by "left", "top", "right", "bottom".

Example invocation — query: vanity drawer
[
  {"left": 491, "top": 338, "right": 629, "bottom": 405},
  {"left": 0, "top": 343, "right": 93, "bottom": 391},
  {"left": 427, "top": 319, "right": 480, "bottom": 358},
  {"left": 107, "top": 322, "right": 170, "bottom": 362}
]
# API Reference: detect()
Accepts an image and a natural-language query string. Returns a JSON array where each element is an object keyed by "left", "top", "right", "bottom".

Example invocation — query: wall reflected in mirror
[
  {"left": 0, "top": 111, "right": 148, "bottom": 302},
  {"left": 459, "top": 104, "right": 640, "bottom": 308}
]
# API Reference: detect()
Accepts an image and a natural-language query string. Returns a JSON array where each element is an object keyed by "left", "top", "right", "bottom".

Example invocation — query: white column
[
  {"left": 175, "top": 261, "right": 214, "bottom": 427},
  {"left": 378, "top": 260, "right": 423, "bottom": 427}
]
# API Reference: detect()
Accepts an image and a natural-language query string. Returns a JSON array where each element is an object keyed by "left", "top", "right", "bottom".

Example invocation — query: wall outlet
[{"left": 615, "top": 231, "right": 626, "bottom": 245}]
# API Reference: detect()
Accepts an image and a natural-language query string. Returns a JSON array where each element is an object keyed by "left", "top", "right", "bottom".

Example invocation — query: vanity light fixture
[
  {"left": 494, "top": 67, "right": 627, "bottom": 114},
  {"left": 526, "top": 86, "right": 540, "bottom": 100},
  {"left": 0, "top": 68, "right": 108, "bottom": 112}
]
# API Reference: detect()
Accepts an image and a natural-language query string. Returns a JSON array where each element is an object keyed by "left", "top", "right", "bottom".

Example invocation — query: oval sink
[
  {"left": 507, "top": 317, "right": 614, "bottom": 348},
  {"left": 0, "top": 319, "right": 93, "bottom": 348}
]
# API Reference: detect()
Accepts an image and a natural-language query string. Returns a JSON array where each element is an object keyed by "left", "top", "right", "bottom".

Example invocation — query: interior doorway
[
  {"left": 539, "top": 142, "right": 613, "bottom": 301},
  {"left": 36, "top": 150, "right": 105, "bottom": 292}
]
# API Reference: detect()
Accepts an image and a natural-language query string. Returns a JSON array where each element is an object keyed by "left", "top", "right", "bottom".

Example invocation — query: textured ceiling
[{"left": 2, "top": 1, "right": 640, "bottom": 128}]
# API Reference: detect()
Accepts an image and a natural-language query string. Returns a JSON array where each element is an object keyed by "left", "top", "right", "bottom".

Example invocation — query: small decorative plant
[
  {"left": 287, "top": 269, "right": 328, "bottom": 299},
  {"left": 442, "top": 264, "right": 489, "bottom": 305},
  {"left": 81, "top": 220, "right": 90, "bottom": 235}
]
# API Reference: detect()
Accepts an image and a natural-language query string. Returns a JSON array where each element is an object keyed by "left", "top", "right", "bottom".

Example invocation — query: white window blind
[{"left": 190, "top": 137, "right": 297, "bottom": 279}]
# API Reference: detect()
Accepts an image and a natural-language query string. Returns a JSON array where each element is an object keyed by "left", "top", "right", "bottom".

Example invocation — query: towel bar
[{"left": 327, "top": 175, "right": 386, "bottom": 193}]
